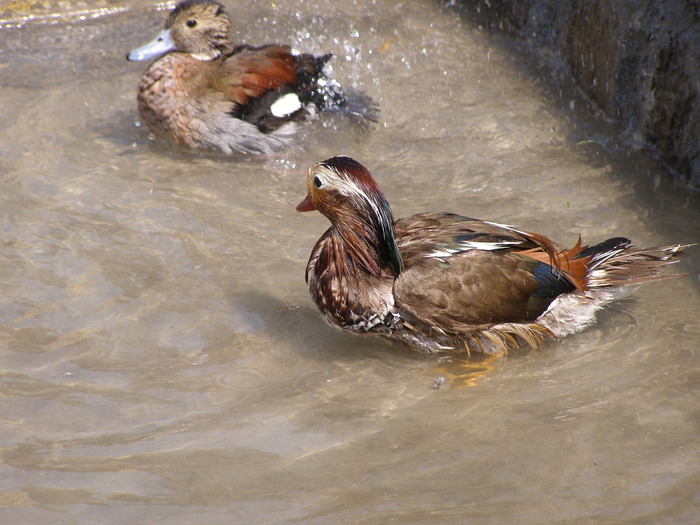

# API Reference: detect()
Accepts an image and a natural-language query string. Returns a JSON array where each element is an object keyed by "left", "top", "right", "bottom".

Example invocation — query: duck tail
[
  {"left": 295, "top": 53, "right": 379, "bottom": 122},
  {"left": 294, "top": 53, "right": 343, "bottom": 109},
  {"left": 536, "top": 240, "right": 690, "bottom": 339},
  {"left": 577, "top": 239, "right": 691, "bottom": 290},
  {"left": 332, "top": 86, "right": 380, "bottom": 123}
]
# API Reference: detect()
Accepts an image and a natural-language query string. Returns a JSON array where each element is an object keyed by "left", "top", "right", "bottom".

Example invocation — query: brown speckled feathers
[{"left": 127, "top": 0, "right": 368, "bottom": 154}]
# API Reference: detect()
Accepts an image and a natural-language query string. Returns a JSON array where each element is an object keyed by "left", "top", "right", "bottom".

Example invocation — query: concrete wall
[{"left": 458, "top": 0, "right": 700, "bottom": 190}]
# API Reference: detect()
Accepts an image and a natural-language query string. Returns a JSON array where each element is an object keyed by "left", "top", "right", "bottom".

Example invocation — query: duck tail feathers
[
  {"left": 329, "top": 86, "right": 380, "bottom": 123},
  {"left": 584, "top": 241, "right": 691, "bottom": 290}
]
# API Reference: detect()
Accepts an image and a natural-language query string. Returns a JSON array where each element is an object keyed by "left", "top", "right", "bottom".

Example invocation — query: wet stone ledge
[
  {"left": 456, "top": 0, "right": 700, "bottom": 190},
  {"left": 3, "top": 0, "right": 698, "bottom": 189}
]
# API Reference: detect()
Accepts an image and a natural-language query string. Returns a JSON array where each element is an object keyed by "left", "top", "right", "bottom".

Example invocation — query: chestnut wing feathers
[{"left": 218, "top": 45, "right": 297, "bottom": 103}]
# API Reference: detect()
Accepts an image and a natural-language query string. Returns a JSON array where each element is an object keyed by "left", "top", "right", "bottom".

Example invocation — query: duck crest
[{"left": 319, "top": 156, "right": 403, "bottom": 277}]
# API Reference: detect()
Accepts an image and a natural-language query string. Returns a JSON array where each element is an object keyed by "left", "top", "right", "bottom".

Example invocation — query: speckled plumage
[
  {"left": 127, "top": 0, "right": 368, "bottom": 154},
  {"left": 297, "top": 156, "right": 690, "bottom": 354}
]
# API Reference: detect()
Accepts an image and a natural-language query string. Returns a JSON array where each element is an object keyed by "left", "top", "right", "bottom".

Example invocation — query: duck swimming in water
[
  {"left": 127, "top": 0, "right": 374, "bottom": 154},
  {"left": 297, "top": 156, "right": 690, "bottom": 354}
]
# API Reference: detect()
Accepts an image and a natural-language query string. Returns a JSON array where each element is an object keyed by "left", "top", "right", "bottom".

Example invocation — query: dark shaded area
[{"left": 451, "top": 0, "right": 700, "bottom": 190}]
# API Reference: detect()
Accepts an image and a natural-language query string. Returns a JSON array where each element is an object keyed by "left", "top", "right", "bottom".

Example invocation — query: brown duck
[
  {"left": 297, "top": 156, "right": 690, "bottom": 354},
  {"left": 127, "top": 0, "right": 374, "bottom": 154}
]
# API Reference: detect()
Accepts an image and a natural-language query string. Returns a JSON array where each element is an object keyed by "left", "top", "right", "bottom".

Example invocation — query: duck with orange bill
[{"left": 297, "top": 156, "right": 691, "bottom": 354}]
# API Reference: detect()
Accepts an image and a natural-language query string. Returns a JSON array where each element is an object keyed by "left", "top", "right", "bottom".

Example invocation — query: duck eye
[
  {"left": 186, "top": 19, "right": 197, "bottom": 28},
  {"left": 313, "top": 176, "right": 322, "bottom": 189}
]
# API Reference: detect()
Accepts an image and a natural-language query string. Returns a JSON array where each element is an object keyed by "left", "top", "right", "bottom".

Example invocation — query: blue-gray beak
[{"left": 126, "top": 29, "right": 175, "bottom": 61}]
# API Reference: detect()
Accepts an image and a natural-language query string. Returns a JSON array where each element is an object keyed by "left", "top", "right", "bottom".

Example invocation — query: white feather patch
[
  {"left": 461, "top": 240, "right": 521, "bottom": 251},
  {"left": 426, "top": 240, "right": 521, "bottom": 259},
  {"left": 271, "top": 93, "right": 302, "bottom": 117}
]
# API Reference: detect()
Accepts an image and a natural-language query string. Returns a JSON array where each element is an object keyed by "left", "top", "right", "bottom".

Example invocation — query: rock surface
[{"left": 456, "top": 0, "right": 700, "bottom": 190}]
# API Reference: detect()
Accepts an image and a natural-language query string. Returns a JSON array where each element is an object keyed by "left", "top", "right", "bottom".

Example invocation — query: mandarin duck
[
  {"left": 127, "top": 0, "right": 374, "bottom": 154},
  {"left": 297, "top": 156, "right": 690, "bottom": 354}
]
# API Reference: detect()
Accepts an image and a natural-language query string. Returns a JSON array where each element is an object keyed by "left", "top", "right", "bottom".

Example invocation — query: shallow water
[{"left": 1, "top": 0, "right": 699, "bottom": 523}]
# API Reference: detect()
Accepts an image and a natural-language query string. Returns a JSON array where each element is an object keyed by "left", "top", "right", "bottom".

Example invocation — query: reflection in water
[
  {"left": 0, "top": 0, "right": 698, "bottom": 523},
  {"left": 433, "top": 353, "right": 506, "bottom": 388}
]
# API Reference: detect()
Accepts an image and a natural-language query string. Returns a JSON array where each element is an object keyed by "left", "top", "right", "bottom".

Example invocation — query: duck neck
[{"left": 331, "top": 200, "right": 403, "bottom": 278}]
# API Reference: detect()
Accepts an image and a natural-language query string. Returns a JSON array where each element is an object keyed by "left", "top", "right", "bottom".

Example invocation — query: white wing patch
[
  {"left": 426, "top": 240, "right": 521, "bottom": 260},
  {"left": 271, "top": 93, "right": 302, "bottom": 117},
  {"left": 319, "top": 164, "right": 387, "bottom": 228},
  {"left": 461, "top": 240, "right": 522, "bottom": 251}
]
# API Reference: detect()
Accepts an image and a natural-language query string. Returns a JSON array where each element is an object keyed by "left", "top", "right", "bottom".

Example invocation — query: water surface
[{"left": 1, "top": 1, "right": 699, "bottom": 523}]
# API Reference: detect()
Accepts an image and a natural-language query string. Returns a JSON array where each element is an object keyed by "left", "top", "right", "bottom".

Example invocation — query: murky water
[{"left": 1, "top": 0, "right": 699, "bottom": 523}]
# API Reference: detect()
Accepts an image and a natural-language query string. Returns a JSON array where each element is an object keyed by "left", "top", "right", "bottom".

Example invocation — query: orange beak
[{"left": 296, "top": 194, "right": 316, "bottom": 212}]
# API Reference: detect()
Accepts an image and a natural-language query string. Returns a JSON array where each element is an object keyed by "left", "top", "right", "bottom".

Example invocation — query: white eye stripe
[
  {"left": 315, "top": 166, "right": 363, "bottom": 198},
  {"left": 335, "top": 170, "right": 383, "bottom": 219},
  {"left": 314, "top": 164, "right": 387, "bottom": 224}
]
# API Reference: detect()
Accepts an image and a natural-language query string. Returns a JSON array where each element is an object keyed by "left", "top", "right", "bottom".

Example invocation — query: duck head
[
  {"left": 127, "top": 0, "right": 231, "bottom": 62},
  {"left": 297, "top": 156, "right": 403, "bottom": 276}
]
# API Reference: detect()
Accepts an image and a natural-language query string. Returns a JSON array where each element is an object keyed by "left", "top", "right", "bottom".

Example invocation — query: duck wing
[
  {"left": 217, "top": 44, "right": 298, "bottom": 104},
  {"left": 392, "top": 213, "right": 582, "bottom": 330},
  {"left": 216, "top": 44, "right": 337, "bottom": 132}
]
